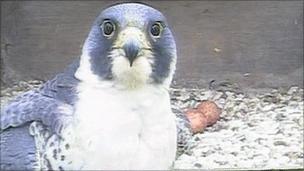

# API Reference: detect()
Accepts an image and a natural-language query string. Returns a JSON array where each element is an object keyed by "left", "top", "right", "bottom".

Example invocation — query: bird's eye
[
  {"left": 102, "top": 20, "right": 115, "bottom": 36},
  {"left": 150, "top": 22, "right": 163, "bottom": 37}
]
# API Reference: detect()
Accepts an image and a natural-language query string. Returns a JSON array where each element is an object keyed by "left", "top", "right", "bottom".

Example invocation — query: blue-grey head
[{"left": 75, "top": 3, "right": 177, "bottom": 89}]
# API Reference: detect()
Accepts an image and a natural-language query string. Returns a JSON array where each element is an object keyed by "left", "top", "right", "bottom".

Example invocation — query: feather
[{"left": 0, "top": 60, "right": 79, "bottom": 135}]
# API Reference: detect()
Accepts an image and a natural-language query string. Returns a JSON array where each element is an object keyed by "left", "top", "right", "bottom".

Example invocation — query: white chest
[{"left": 66, "top": 82, "right": 177, "bottom": 170}]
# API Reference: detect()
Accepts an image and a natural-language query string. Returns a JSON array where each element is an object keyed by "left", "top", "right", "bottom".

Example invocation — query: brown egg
[
  {"left": 185, "top": 108, "right": 208, "bottom": 133},
  {"left": 197, "top": 100, "right": 221, "bottom": 126}
]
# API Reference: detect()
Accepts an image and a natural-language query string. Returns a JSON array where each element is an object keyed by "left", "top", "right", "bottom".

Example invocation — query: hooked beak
[{"left": 123, "top": 39, "right": 140, "bottom": 67}]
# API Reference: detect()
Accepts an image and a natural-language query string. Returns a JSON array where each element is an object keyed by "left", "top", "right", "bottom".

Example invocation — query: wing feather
[{"left": 0, "top": 59, "right": 80, "bottom": 134}]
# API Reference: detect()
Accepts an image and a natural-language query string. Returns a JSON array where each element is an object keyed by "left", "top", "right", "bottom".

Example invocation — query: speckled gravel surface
[
  {"left": 172, "top": 86, "right": 303, "bottom": 170},
  {"left": 1, "top": 81, "right": 303, "bottom": 170},
  {"left": 1, "top": 80, "right": 44, "bottom": 107}
]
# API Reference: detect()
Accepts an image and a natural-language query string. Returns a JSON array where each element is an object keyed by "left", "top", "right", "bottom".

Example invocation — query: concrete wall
[{"left": 1, "top": 1, "right": 303, "bottom": 89}]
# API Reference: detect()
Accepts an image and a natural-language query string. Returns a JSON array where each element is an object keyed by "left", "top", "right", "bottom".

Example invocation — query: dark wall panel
[{"left": 1, "top": 1, "right": 303, "bottom": 89}]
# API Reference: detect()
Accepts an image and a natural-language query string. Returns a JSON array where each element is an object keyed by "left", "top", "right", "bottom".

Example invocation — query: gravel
[
  {"left": 172, "top": 86, "right": 303, "bottom": 170},
  {"left": 1, "top": 80, "right": 303, "bottom": 169},
  {"left": 1, "top": 80, "right": 44, "bottom": 106}
]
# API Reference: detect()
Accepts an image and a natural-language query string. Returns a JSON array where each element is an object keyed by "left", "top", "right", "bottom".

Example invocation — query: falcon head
[{"left": 75, "top": 3, "right": 177, "bottom": 89}]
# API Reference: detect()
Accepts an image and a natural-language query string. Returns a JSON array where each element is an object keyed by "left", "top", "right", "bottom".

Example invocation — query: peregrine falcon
[{"left": 0, "top": 3, "right": 178, "bottom": 170}]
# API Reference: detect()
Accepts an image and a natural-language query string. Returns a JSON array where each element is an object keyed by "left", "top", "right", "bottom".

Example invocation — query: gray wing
[
  {"left": 1, "top": 89, "right": 72, "bottom": 134},
  {"left": 172, "top": 107, "right": 193, "bottom": 156},
  {"left": 1, "top": 60, "right": 79, "bottom": 134},
  {"left": 0, "top": 124, "right": 37, "bottom": 170},
  {"left": 0, "top": 60, "right": 79, "bottom": 170}
]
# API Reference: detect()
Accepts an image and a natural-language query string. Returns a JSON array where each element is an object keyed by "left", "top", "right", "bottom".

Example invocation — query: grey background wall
[{"left": 1, "top": 1, "right": 303, "bottom": 89}]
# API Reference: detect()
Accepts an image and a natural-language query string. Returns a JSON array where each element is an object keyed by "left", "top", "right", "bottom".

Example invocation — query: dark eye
[
  {"left": 150, "top": 22, "right": 163, "bottom": 37},
  {"left": 102, "top": 20, "right": 115, "bottom": 36}
]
